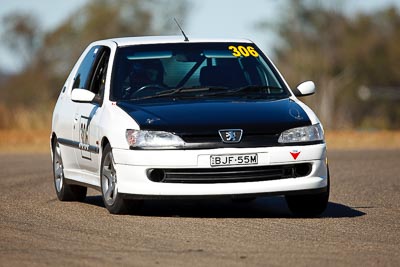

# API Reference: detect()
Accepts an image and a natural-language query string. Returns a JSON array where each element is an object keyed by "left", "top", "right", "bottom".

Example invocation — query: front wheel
[
  {"left": 232, "top": 197, "right": 256, "bottom": 203},
  {"left": 101, "top": 144, "right": 141, "bottom": 214},
  {"left": 285, "top": 168, "right": 330, "bottom": 217},
  {"left": 52, "top": 138, "right": 87, "bottom": 201}
]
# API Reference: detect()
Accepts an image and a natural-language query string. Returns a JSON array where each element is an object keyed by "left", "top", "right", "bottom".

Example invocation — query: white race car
[{"left": 51, "top": 36, "right": 329, "bottom": 216}]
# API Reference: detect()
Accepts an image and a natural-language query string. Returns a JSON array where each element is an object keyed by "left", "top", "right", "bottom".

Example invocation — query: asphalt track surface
[{"left": 0, "top": 150, "right": 399, "bottom": 266}]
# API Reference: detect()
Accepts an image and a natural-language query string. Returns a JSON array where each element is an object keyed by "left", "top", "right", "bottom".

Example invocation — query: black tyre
[
  {"left": 232, "top": 197, "right": 256, "bottom": 203},
  {"left": 101, "top": 144, "right": 140, "bottom": 214},
  {"left": 53, "top": 138, "right": 87, "bottom": 201},
  {"left": 285, "top": 167, "right": 330, "bottom": 217}
]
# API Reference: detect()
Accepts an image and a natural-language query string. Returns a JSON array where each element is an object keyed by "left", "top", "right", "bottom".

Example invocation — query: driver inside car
[{"left": 124, "top": 59, "right": 166, "bottom": 98}]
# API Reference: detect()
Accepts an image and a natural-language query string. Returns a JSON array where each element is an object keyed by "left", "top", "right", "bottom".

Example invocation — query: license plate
[{"left": 210, "top": 153, "right": 258, "bottom": 167}]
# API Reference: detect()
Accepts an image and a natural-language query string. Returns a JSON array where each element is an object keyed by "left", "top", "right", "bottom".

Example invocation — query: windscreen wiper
[
  {"left": 207, "top": 85, "right": 284, "bottom": 95},
  {"left": 158, "top": 86, "right": 229, "bottom": 95},
  {"left": 129, "top": 86, "right": 229, "bottom": 101},
  {"left": 231, "top": 85, "right": 283, "bottom": 94},
  {"left": 199, "top": 85, "right": 288, "bottom": 99}
]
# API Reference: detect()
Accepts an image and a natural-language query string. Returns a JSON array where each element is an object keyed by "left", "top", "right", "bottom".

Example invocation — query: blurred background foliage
[
  {"left": 261, "top": 0, "right": 400, "bottom": 130},
  {"left": 0, "top": 0, "right": 399, "bottom": 130}
]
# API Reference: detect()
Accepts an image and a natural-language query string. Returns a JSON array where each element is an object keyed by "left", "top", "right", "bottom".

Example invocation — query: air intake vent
[{"left": 147, "top": 163, "right": 312, "bottom": 184}]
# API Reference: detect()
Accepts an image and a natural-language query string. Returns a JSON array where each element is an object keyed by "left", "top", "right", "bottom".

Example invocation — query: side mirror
[
  {"left": 294, "top": 81, "right": 316, "bottom": 97},
  {"left": 71, "top": 88, "right": 95, "bottom": 103}
]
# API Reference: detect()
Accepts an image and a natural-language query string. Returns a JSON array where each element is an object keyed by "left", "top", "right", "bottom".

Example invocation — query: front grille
[
  {"left": 181, "top": 133, "right": 279, "bottom": 148},
  {"left": 147, "top": 163, "right": 312, "bottom": 184}
]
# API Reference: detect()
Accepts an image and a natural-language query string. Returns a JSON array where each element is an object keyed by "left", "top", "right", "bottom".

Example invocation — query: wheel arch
[
  {"left": 50, "top": 132, "right": 57, "bottom": 161},
  {"left": 51, "top": 132, "right": 57, "bottom": 146},
  {"left": 101, "top": 136, "right": 111, "bottom": 153}
]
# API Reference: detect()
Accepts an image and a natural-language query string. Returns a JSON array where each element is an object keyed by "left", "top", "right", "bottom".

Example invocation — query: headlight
[
  {"left": 126, "top": 130, "right": 185, "bottom": 148},
  {"left": 278, "top": 124, "right": 324, "bottom": 143}
]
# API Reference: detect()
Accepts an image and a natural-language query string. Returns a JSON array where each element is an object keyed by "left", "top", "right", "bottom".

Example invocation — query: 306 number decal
[{"left": 228, "top": 46, "right": 259, "bottom": 57}]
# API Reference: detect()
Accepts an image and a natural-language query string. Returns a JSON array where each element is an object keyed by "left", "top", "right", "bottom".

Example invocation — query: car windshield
[{"left": 110, "top": 42, "right": 289, "bottom": 101}]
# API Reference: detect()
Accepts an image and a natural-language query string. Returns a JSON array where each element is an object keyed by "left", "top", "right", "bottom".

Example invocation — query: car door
[
  {"left": 71, "top": 46, "right": 111, "bottom": 178},
  {"left": 55, "top": 46, "right": 100, "bottom": 175}
]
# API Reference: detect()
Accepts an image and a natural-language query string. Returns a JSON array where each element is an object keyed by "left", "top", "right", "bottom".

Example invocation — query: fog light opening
[
  {"left": 294, "top": 164, "right": 311, "bottom": 177},
  {"left": 147, "top": 169, "right": 165, "bottom": 182}
]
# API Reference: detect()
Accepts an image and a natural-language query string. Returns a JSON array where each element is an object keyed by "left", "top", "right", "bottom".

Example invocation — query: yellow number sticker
[
  {"left": 247, "top": 46, "right": 259, "bottom": 57},
  {"left": 238, "top": 46, "right": 250, "bottom": 57},
  {"left": 228, "top": 45, "right": 259, "bottom": 57},
  {"left": 228, "top": 46, "right": 241, "bottom": 57}
]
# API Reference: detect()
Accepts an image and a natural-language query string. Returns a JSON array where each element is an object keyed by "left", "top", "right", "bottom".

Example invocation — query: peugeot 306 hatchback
[{"left": 51, "top": 36, "right": 329, "bottom": 216}]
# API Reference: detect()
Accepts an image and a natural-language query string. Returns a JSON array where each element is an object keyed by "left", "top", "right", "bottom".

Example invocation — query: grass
[
  {"left": 325, "top": 130, "right": 400, "bottom": 150},
  {"left": 1, "top": 129, "right": 400, "bottom": 153},
  {"left": 0, "top": 130, "right": 50, "bottom": 153}
]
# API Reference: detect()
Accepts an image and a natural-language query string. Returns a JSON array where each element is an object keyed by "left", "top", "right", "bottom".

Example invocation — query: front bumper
[{"left": 112, "top": 144, "right": 328, "bottom": 197}]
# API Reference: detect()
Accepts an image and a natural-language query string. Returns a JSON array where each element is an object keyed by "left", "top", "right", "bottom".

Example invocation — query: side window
[
  {"left": 72, "top": 46, "right": 100, "bottom": 90},
  {"left": 88, "top": 47, "right": 111, "bottom": 99}
]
